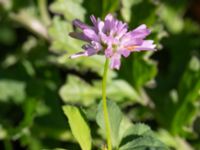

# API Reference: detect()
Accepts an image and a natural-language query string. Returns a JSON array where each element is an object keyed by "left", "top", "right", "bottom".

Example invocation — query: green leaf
[
  {"left": 122, "top": 123, "right": 154, "bottom": 140},
  {"left": 59, "top": 55, "right": 108, "bottom": 77},
  {"left": 132, "top": 53, "right": 157, "bottom": 90},
  {"left": 96, "top": 100, "right": 123, "bottom": 148},
  {"left": 120, "top": 52, "right": 157, "bottom": 90},
  {"left": 59, "top": 75, "right": 140, "bottom": 106},
  {"left": 119, "top": 136, "right": 168, "bottom": 150},
  {"left": 0, "top": 79, "right": 26, "bottom": 103},
  {"left": 120, "top": 124, "right": 168, "bottom": 150},
  {"left": 170, "top": 56, "right": 200, "bottom": 135},
  {"left": 157, "top": 129, "right": 194, "bottom": 150},
  {"left": 87, "top": 116, "right": 168, "bottom": 150},
  {"left": 50, "top": 0, "right": 86, "bottom": 21},
  {"left": 120, "top": 0, "right": 142, "bottom": 22},
  {"left": 62, "top": 105, "right": 92, "bottom": 150},
  {"left": 106, "top": 80, "right": 141, "bottom": 102},
  {"left": 48, "top": 16, "right": 83, "bottom": 53},
  {"left": 159, "top": 4, "right": 184, "bottom": 33},
  {"left": 122, "top": 0, "right": 157, "bottom": 27},
  {"left": 59, "top": 75, "right": 100, "bottom": 106},
  {"left": 102, "top": 0, "right": 119, "bottom": 17}
]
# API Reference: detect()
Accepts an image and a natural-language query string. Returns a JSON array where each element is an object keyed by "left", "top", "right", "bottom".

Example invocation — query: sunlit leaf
[
  {"left": 0, "top": 79, "right": 26, "bottom": 103},
  {"left": 63, "top": 105, "right": 92, "bottom": 150},
  {"left": 59, "top": 75, "right": 140, "bottom": 106},
  {"left": 50, "top": 0, "right": 86, "bottom": 21},
  {"left": 48, "top": 16, "right": 83, "bottom": 53}
]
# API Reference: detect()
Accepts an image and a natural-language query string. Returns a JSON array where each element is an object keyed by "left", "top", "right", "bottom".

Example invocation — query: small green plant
[{"left": 62, "top": 13, "right": 168, "bottom": 150}]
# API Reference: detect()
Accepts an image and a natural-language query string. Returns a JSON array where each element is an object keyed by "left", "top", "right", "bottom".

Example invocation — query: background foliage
[{"left": 0, "top": 0, "right": 200, "bottom": 149}]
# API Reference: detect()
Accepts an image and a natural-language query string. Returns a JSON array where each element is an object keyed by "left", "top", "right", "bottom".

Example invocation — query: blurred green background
[{"left": 0, "top": 0, "right": 200, "bottom": 149}]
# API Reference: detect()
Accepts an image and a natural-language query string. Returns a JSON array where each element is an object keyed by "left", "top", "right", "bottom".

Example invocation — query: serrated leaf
[
  {"left": 120, "top": 124, "right": 168, "bottom": 150},
  {"left": 50, "top": 0, "right": 86, "bottom": 21},
  {"left": 122, "top": 123, "right": 154, "bottom": 139},
  {"left": 62, "top": 105, "right": 92, "bottom": 150},
  {"left": 96, "top": 100, "right": 123, "bottom": 148},
  {"left": 119, "top": 136, "right": 168, "bottom": 150},
  {"left": 96, "top": 101, "right": 168, "bottom": 149}
]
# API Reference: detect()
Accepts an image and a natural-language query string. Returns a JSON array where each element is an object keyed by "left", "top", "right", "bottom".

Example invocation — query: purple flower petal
[
  {"left": 91, "top": 41, "right": 102, "bottom": 51},
  {"left": 73, "top": 19, "right": 91, "bottom": 30},
  {"left": 90, "top": 15, "right": 97, "bottom": 26},
  {"left": 105, "top": 14, "right": 114, "bottom": 22},
  {"left": 69, "top": 32, "right": 90, "bottom": 42},
  {"left": 83, "top": 29, "right": 99, "bottom": 41},
  {"left": 121, "top": 36, "right": 143, "bottom": 47},
  {"left": 69, "top": 14, "right": 156, "bottom": 70},
  {"left": 119, "top": 49, "right": 131, "bottom": 57},
  {"left": 134, "top": 40, "right": 156, "bottom": 51},
  {"left": 105, "top": 47, "right": 113, "bottom": 57},
  {"left": 104, "top": 14, "right": 115, "bottom": 33},
  {"left": 110, "top": 53, "right": 121, "bottom": 70},
  {"left": 97, "top": 21, "right": 105, "bottom": 34},
  {"left": 82, "top": 46, "right": 97, "bottom": 55},
  {"left": 130, "top": 24, "right": 151, "bottom": 39},
  {"left": 69, "top": 51, "right": 88, "bottom": 58}
]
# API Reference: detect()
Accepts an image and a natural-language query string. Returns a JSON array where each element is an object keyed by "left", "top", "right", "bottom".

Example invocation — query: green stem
[
  {"left": 38, "top": 0, "right": 51, "bottom": 26},
  {"left": 102, "top": 58, "right": 112, "bottom": 150}
]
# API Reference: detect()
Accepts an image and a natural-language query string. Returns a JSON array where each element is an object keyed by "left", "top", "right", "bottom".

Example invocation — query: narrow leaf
[{"left": 62, "top": 105, "right": 92, "bottom": 150}]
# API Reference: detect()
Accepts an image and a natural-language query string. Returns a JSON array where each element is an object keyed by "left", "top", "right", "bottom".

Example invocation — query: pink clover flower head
[{"left": 69, "top": 14, "right": 156, "bottom": 69}]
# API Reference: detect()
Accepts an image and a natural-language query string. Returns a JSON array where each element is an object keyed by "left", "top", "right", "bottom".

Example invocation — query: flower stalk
[{"left": 102, "top": 58, "right": 112, "bottom": 150}]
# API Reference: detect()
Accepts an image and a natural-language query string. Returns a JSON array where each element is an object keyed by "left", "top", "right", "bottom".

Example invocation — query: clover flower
[{"left": 69, "top": 14, "right": 156, "bottom": 69}]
